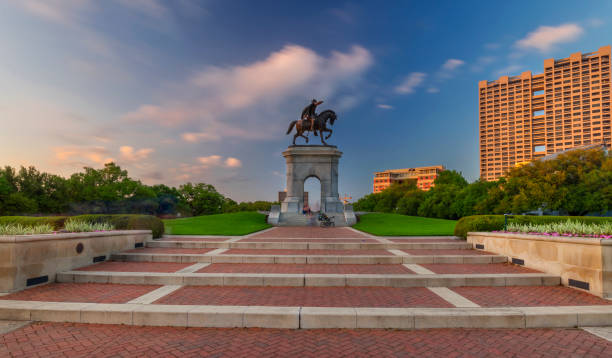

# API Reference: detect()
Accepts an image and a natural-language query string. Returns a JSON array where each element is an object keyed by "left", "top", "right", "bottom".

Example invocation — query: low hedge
[
  {"left": 454, "top": 215, "right": 612, "bottom": 238},
  {"left": 69, "top": 214, "right": 164, "bottom": 238},
  {"left": 0, "top": 216, "right": 68, "bottom": 230}
]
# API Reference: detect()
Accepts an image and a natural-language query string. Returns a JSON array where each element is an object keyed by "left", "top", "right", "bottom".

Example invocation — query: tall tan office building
[{"left": 478, "top": 45, "right": 611, "bottom": 181}]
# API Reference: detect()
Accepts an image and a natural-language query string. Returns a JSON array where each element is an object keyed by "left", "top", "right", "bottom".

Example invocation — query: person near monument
[{"left": 301, "top": 99, "right": 323, "bottom": 136}]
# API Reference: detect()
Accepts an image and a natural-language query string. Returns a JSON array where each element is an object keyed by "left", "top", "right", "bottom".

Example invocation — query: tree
[
  {"left": 417, "top": 170, "right": 468, "bottom": 219},
  {"left": 501, "top": 148, "right": 611, "bottom": 215},
  {"left": 178, "top": 182, "right": 225, "bottom": 216},
  {"left": 396, "top": 190, "right": 426, "bottom": 216}
]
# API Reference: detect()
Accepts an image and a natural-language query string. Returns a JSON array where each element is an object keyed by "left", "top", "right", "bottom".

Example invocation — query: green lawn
[
  {"left": 353, "top": 213, "right": 457, "bottom": 236},
  {"left": 163, "top": 212, "right": 271, "bottom": 236}
]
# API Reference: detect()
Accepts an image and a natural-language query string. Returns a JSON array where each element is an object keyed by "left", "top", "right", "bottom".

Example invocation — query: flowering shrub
[
  {"left": 0, "top": 223, "right": 54, "bottom": 235},
  {"left": 504, "top": 220, "right": 612, "bottom": 238},
  {"left": 64, "top": 220, "right": 114, "bottom": 232}
]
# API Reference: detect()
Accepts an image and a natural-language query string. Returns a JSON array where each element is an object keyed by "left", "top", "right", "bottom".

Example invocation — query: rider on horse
[{"left": 301, "top": 99, "right": 323, "bottom": 136}]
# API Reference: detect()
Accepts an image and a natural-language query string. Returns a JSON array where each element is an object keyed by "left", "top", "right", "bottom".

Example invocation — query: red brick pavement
[
  {"left": 237, "top": 238, "right": 379, "bottom": 243},
  {"left": 421, "top": 263, "right": 541, "bottom": 274},
  {"left": 197, "top": 263, "right": 414, "bottom": 274},
  {"left": 77, "top": 261, "right": 192, "bottom": 273},
  {"left": 388, "top": 238, "right": 462, "bottom": 243},
  {"left": 402, "top": 249, "right": 494, "bottom": 256},
  {"left": 0, "top": 283, "right": 160, "bottom": 303},
  {"left": 154, "top": 286, "right": 452, "bottom": 307},
  {"left": 248, "top": 226, "right": 369, "bottom": 238},
  {"left": 452, "top": 286, "right": 612, "bottom": 307},
  {"left": 222, "top": 249, "right": 393, "bottom": 256},
  {"left": 123, "top": 247, "right": 214, "bottom": 254},
  {"left": 2, "top": 323, "right": 611, "bottom": 358},
  {"left": 156, "top": 237, "right": 231, "bottom": 242}
]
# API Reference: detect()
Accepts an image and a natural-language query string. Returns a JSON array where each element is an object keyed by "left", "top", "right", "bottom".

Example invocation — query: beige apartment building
[
  {"left": 373, "top": 165, "right": 445, "bottom": 193},
  {"left": 479, "top": 45, "right": 611, "bottom": 181}
]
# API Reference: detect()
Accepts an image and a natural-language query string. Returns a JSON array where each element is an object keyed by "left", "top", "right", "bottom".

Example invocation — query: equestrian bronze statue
[{"left": 286, "top": 99, "right": 337, "bottom": 145}]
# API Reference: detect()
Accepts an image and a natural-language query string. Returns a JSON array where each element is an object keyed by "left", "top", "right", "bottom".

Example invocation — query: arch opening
[{"left": 303, "top": 176, "right": 321, "bottom": 212}]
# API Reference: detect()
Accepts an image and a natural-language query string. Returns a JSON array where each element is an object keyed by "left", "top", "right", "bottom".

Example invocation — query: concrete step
[
  {"left": 146, "top": 240, "right": 474, "bottom": 250},
  {"left": 111, "top": 253, "right": 509, "bottom": 265},
  {"left": 1, "top": 299, "right": 610, "bottom": 329},
  {"left": 57, "top": 271, "right": 561, "bottom": 287}
]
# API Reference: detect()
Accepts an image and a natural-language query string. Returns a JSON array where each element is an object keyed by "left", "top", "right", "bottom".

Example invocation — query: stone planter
[
  {"left": 0, "top": 230, "right": 151, "bottom": 293},
  {"left": 468, "top": 232, "right": 612, "bottom": 298}
]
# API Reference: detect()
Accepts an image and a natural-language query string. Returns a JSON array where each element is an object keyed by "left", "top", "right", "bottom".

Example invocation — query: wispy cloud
[
  {"left": 426, "top": 87, "right": 440, "bottom": 94},
  {"left": 395, "top": 72, "right": 426, "bottom": 94},
  {"left": 441, "top": 59, "right": 465, "bottom": 71},
  {"left": 494, "top": 64, "right": 524, "bottom": 76},
  {"left": 119, "top": 146, "right": 154, "bottom": 161},
  {"left": 53, "top": 145, "right": 114, "bottom": 166},
  {"left": 515, "top": 23, "right": 584, "bottom": 52},
  {"left": 436, "top": 58, "right": 465, "bottom": 80},
  {"left": 181, "top": 132, "right": 220, "bottom": 143},
  {"left": 484, "top": 43, "right": 501, "bottom": 50},
  {"left": 377, "top": 104, "right": 393, "bottom": 109},
  {"left": 114, "top": 0, "right": 168, "bottom": 19},
  {"left": 197, "top": 155, "right": 242, "bottom": 169},
  {"left": 471, "top": 56, "right": 497, "bottom": 72},
  {"left": 122, "top": 44, "right": 374, "bottom": 140}
]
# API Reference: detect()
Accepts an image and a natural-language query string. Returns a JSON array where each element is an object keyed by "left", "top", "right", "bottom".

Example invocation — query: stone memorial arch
[{"left": 280, "top": 145, "right": 344, "bottom": 214}]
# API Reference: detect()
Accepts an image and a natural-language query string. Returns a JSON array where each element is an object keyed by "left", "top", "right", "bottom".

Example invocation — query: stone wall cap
[
  {"left": 0, "top": 230, "right": 151, "bottom": 243},
  {"left": 282, "top": 146, "right": 343, "bottom": 156},
  {"left": 468, "top": 231, "right": 610, "bottom": 246}
]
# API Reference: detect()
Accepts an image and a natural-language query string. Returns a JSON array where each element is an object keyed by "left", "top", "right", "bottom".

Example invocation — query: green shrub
[
  {"left": 70, "top": 214, "right": 164, "bottom": 238},
  {"left": 454, "top": 215, "right": 612, "bottom": 238},
  {"left": 0, "top": 216, "right": 67, "bottom": 230},
  {"left": 0, "top": 223, "right": 54, "bottom": 235}
]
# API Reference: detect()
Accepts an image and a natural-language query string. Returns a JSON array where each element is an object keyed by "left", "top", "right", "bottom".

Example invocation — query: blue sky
[{"left": 1, "top": 0, "right": 611, "bottom": 202}]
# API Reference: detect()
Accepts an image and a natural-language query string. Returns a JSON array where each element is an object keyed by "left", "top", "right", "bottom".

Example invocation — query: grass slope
[
  {"left": 353, "top": 213, "right": 457, "bottom": 236},
  {"left": 164, "top": 212, "right": 271, "bottom": 236}
]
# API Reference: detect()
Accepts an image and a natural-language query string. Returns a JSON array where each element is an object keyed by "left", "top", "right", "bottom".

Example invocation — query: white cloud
[
  {"left": 122, "top": 44, "right": 373, "bottom": 140},
  {"left": 426, "top": 87, "right": 439, "bottom": 94},
  {"left": 441, "top": 59, "right": 465, "bottom": 71},
  {"left": 119, "top": 146, "right": 154, "bottom": 161},
  {"left": 197, "top": 155, "right": 242, "bottom": 169},
  {"left": 224, "top": 157, "right": 242, "bottom": 168},
  {"left": 181, "top": 132, "right": 220, "bottom": 143},
  {"left": 377, "top": 104, "right": 393, "bottom": 109},
  {"left": 515, "top": 23, "right": 584, "bottom": 52},
  {"left": 395, "top": 72, "right": 426, "bottom": 94}
]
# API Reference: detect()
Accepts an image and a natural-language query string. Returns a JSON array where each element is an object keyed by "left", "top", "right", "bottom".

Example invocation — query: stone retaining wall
[
  {"left": 0, "top": 230, "right": 151, "bottom": 293},
  {"left": 467, "top": 232, "right": 611, "bottom": 298}
]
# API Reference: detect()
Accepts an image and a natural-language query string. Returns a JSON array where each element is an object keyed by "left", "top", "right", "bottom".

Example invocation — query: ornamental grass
[
  {"left": 505, "top": 220, "right": 612, "bottom": 238},
  {"left": 64, "top": 220, "right": 114, "bottom": 233},
  {"left": 0, "top": 223, "right": 54, "bottom": 235}
]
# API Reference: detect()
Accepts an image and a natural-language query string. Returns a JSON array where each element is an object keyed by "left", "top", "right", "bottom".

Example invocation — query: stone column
[{"left": 280, "top": 145, "right": 344, "bottom": 214}]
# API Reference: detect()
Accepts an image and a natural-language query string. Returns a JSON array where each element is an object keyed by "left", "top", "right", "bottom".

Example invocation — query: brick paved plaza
[
  {"left": 1, "top": 226, "right": 611, "bottom": 357},
  {"left": 1, "top": 323, "right": 611, "bottom": 358}
]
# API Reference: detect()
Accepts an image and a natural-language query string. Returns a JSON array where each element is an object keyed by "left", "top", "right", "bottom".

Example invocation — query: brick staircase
[{"left": 1, "top": 226, "right": 611, "bottom": 330}]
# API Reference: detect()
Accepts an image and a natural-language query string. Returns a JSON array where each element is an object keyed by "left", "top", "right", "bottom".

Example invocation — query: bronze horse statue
[{"left": 286, "top": 109, "right": 337, "bottom": 145}]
